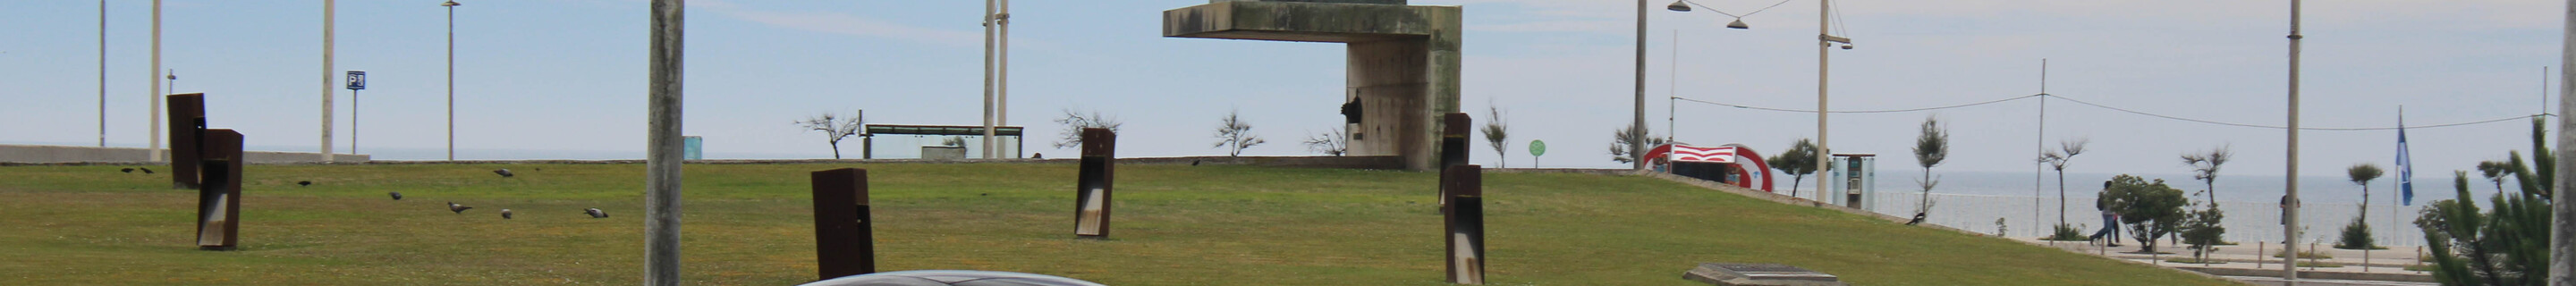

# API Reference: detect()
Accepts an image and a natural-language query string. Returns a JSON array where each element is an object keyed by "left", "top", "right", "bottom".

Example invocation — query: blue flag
[{"left": 2397, "top": 113, "right": 2414, "bottom": 206}]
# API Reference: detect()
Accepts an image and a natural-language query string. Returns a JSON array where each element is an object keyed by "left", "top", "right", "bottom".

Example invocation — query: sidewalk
[{"left": 2014, "top": 237, "right": 2435, "bottom": 282}]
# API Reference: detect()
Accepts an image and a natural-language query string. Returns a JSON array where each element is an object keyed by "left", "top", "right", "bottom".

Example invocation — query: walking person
[{"left": 2088, "top": 181, "right": 2123, "bottom": 247}]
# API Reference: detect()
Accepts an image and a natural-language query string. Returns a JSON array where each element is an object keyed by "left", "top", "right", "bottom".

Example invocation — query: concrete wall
[{"left": 0, "top": 145, "right": 368, "bottom": 164}]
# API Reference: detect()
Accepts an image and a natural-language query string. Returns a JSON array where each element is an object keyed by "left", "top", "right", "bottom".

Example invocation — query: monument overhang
[
  {"left": 1162, "top": 0, "right": 1462, "bottom": 171},
  {"left": 1163, "top": 1, "right": 1445, "bottom": 43}
]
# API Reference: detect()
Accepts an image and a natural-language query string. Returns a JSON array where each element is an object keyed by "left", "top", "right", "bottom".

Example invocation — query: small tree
[
  {"left": 2107, "top": 174, "right": 2188, "bottom": 253},
  {"left": 2180, "top": 146, "right": 2232, "bottom": 206},
  {"left": 2336, "top": 163, "right": 2383, "bottom": 249},
  {"left": 1053, "top": 109, "right": 1123, "bottom": 149},
  {"left": 1910, "top": 117, "right": 1950, "bottom": 219},
  {"left": 1607, "top": 122, "right": 1667, "bottom": 164},
  {"left": 1481, "top": 106, "right": 1510, "bottom": 167},
  {"left": 1767, "top": 139, "right": 1819, "bottom": 198},
  {"left": 796, "top": 113, "right": 864, "bottom": 159},
  {"left": 1211, "top": 110, "right": 1265, "bottom": 156},
  {"left": 1303, "top": 127, "right": 1348, "bottom": 156},
  {"left": 2180, "top": 204, "right": 2226, "bottom": 262}
]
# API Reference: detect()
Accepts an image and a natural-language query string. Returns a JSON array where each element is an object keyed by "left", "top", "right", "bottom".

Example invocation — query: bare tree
[
  {"left": 1481, "top": 106, "right": 1510, "bottom": 167},
  {"left": 2180, "top": 146, "right": 2232, "bottom": 205},
  {"left": 1608, "top": 122, "right": 1666, "bottom": 164},
  {"left": 2036, "top": 138, "right": 2089, "bottom": 227},
  {"left": 1212, "top": 110, "right": 1265, "bottom": 156},
  {"left": 796, "top": 113, "right": 863, "bottom": 159},
  {"left": 1911, "top": 116, "right": 1950, "bottom": 220},
  {"left": 1053, "top": 109, "right": 1123, "bottom": 149},
  {"left": 1304, "top": 127, "right": 1348, "bottom": 156}
]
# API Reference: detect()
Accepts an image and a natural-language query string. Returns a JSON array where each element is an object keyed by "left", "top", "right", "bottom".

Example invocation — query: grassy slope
[{"left": 0, "top": 164, "right": 2237, "bottom": 285}]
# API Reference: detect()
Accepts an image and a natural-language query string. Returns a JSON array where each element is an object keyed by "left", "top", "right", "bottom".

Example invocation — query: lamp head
[
  {"left": 1665, "top": 0, "right": 1691, "bottom": 12},
  {"left": 441, "top": 1, "right": 460, "bottom": 6},
  {"left": 1725, "top": 19, "right": 1750, "bottom": 29}
]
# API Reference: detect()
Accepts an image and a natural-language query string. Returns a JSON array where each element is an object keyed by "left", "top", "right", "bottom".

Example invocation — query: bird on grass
[
  {"left": 448, "top": 202, "right": 474, "bottom": 214},
  {"left": 121, "top": 168, "right": 135, "bottom": 173},
  {"left": 140, "top": 168, "right": 154, "bottom": 174},
  {"left": 493, "top": 169, "right": 516, "bottom": 178},
  {"left": 388, "top": 192, "right": 403, "bottom": 200},
  {"left": 585, "top": 208, "right": 608, "bottom": 218},
  {"left": 297, "top": 181, "right": 312, "bottom": 187},
  {"left": 500, "top": 209, "right": 513, "bottom": 219},
  {"left": 1905, "top": 213, "right": 1927, "bottom": 225}
]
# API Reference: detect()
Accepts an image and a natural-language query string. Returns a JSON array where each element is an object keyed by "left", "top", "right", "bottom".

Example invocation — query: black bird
[
  {"left": 1905, "top": 213, "right": 1927, "bottom": 225},
  {"left": 448, "top": 202, "right": 474, "bottom": 214},
  {"left": 121, "top": 168, "right": 134, "bottom": 173},
  {"left": 493, "top": 169, "right": 515, "bottom": 178},
  {"left": 140, "top": 168, "right": 154, "bottom": 174},
  {"left": 388, "top": 192, "right": 403, "bottom": 200},
  {"left": 297, "top": 181, "right": 312, "bottom": 187},
  {"left": 1191, "top": 160, "right": 1201, "bottom": 166},
  {"left": 585, "top": 208, "right": 608, "bottom": 218},
  {"left": 500, "top": 209, "right": 513, "bottom": 219}
]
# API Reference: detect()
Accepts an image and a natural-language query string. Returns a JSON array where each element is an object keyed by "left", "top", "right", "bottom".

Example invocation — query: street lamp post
[
  {"left": 1632, "top": 0, "right": 1647, "bottom": 171},
  {"left": 2282, "top": 0, "right": 2305, "bottom": 283},
  {"left": 444, "top": 1, "right": 460, "bottom": 161},
  {"left": 321, "top": 0, "right": 335, "bottom": 162}
]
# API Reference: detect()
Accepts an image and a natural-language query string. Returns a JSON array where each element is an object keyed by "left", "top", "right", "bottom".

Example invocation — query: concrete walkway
[{"left": 2014, "top": 237, "right": 2435, "bottom": 283}]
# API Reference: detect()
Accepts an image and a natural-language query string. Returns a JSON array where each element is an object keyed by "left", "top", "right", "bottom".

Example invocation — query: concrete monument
[{"left": 1164, "top": 0, "right": 1462, "bottom": 171}]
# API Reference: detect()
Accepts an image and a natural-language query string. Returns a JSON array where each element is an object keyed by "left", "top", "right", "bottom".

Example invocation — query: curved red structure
[{"left": 1640, "top": 143, "right": 1773, "bottom": 192}]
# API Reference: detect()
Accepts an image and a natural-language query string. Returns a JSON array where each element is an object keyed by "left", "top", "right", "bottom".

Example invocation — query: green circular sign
[{"left": 1528, "top": 139, "right": 1546, "bottom": 156}]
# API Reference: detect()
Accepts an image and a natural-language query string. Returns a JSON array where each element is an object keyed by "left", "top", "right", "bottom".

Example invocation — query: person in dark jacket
[{"left": 2088, "top": 181, "right": 2123, "bottom": 247}]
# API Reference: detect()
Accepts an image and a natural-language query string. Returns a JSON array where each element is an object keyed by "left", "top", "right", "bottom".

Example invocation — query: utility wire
[{"left": 1671, "top": 93, "right": 2548, "bottom": 130}]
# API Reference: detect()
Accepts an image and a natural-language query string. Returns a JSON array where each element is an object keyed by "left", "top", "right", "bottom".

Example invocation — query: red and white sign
[{"left": 1668, "top": 145, "right": 1736, "bottom": 164}]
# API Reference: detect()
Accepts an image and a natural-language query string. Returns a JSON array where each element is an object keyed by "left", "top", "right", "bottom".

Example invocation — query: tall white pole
[
  {"left": 446, "top": 2, "right": 458, "bottom": 161},
  {"left": 321, "top": 0, "right": 336, "bottom": 162},
  {"left": 2548, "top": 0, "right": 2576, "bottom": 283},
  {"left": 980, "top": 0, "right": 997, "bottom": 159},
  {"left": 1813, "top": 0, "right": 1832, "bottom": 208},
  {"left": 645, "top": 0, "right": 685, "bottom": 284},
  {"left": 1632, "top": 0, "right": 1647, "bottom": 171},
  {"left": 149, "top": 0, "right": 162, "bottom": 162},
  {"left": 2036, "top": 59, "right": 2046, "bottom": 238},
  {"left": 999, "top": 0, "right": 1012, "bottom": 158},
  {"left": 99, "top": 0, "right": 106, "bottom": 147},
  {"left": 2283, "top": 0, "right": 2304, "bottom": 283}
]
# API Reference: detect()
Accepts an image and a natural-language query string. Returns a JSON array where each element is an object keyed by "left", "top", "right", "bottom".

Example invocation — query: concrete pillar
[
  {"left": 1165, "top": 1, "right": 1461, "bottom": 171},
  {"left": 645, "top": 0, "right": 685, "bottom": 284},
  {"left": 2550, "top": 0, "right": 2576, "bottom": 284}
]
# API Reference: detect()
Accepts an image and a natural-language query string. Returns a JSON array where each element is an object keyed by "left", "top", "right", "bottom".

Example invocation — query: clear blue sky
[{"left": 1, "top": 0, "right": 2563, "bottom": 181}]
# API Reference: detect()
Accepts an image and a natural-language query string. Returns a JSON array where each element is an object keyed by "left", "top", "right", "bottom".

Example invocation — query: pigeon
[
  {"left": 1191, "top": 160, "right": 1201, "bottom": 166},
  {"left": 297, "top": 181, "right": 312, "bottom": 187},
  {"left": 585, "top": 208, "right": 608, "bottom": 218},
  {"left": 140, "top": 168, "right": 154, "bottom": 174},
  {"left": 121, "top": 168, "right": 134, "bottom": 173},
  {"left": 493, "top": 169, "right": 515, "bottom": 178},
  {"left": 448, "top": 202, "right": 474, "bottom": 214},
  {"left": 389, "top": 192, "right": 403, "bottom": 200},
  {"left": 500, "top": 209, "right": 513, "bottom": 219}
]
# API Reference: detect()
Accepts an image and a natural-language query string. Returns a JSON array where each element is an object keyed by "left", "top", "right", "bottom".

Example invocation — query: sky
[{"left": 1, "top": 0, "right": 2566, "bottom": 185}]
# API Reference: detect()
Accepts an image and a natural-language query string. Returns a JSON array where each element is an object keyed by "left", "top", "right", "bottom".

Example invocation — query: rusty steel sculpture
[
  {"left": 1074, "top": 128, "right": 1115, "bottom": 239},
  {"left": 1443, "top": 164, "right": 1487, "bottom": 284},
  {"left": 1438, "top": 113, "right": 1470, "bottom": 211},
  {"left": 167, "top": 93, "right": 205, "bottom": 189},
  {"left": 196, "top": 129, "right": 243, "bottom": 250},
  {"left": 810, "top": 168, "right": 877, "bottom": 280}
]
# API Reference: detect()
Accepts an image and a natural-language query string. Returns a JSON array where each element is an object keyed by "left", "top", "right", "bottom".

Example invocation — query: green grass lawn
[{"left": 0, "top": 163, "right": 2240, "bottom": 285}]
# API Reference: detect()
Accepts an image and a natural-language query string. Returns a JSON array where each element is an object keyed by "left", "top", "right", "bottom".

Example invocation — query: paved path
[
  {"left": 2010, "top": 237, "right": 2436, "bottom": 283},
  {"left": 2225, "top": 275, "right": 2436, "bottom": 286}
]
